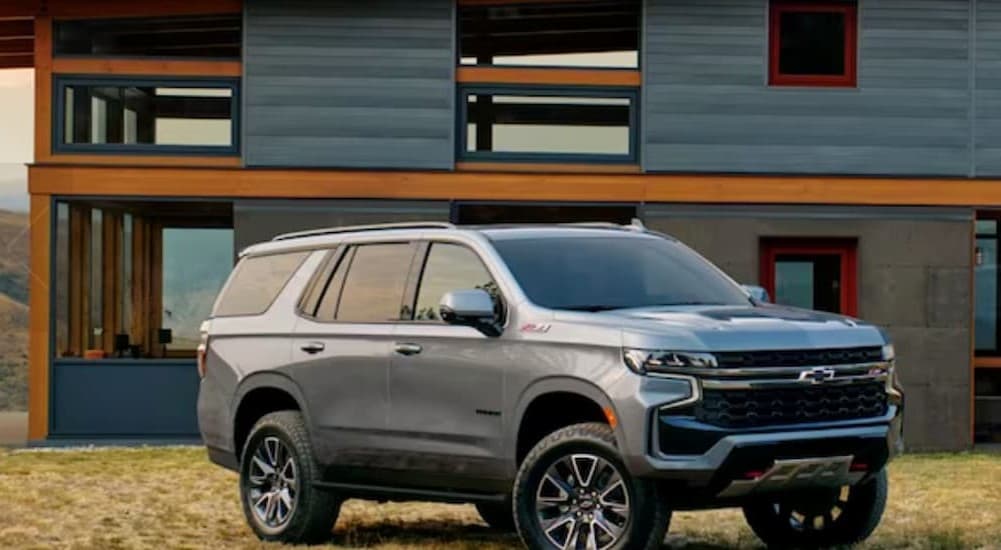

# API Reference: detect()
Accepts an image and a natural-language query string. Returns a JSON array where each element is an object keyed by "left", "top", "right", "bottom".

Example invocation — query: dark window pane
[
  {"left": 414, "top": 243, "right": 496, "bottom": 322},
  {"left": 214, "top": 251, "right": 309, "bottom": 317},
  {"left": 492, "top": 236, "right": 750, "bottom": 310},
  {"left": 335, "top": 244, "right": 414, "bottom": 323},
  {"left": 976, "top": 236, "right": 998, "bottom": 351},
  {"left": 465, "top": 93, "right": 632, "bottom": 157},
  {"left": 55, "top": 15, "right": 241, "bottom": 58},
  {"left": 774, "top": 254, "right": 842, "bottom": 314},
  {"left": 975, "top": 370, "right": 1001, "bottom": 443},
  {"left": 62, "top": 83, "right": 234, "bottom": 149},
  {"left": 460, "top": 1, "right": 639, "bottom": 68},
  {"left": 778, "top": 10, "right": 847, "bottom": 76},
  {"left": 977, "top": 220, "right": 998, "bottom": 236}
]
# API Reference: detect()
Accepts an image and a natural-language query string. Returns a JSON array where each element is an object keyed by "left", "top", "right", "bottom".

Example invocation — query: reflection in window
[
  {"left": 55, "top": 15, "right": 242, "bottom": 58},
  {"left": 214, "top": 251, "right": 310, "bottom": 318},
  {"left": 977, "top": 219, "right": 999, "bottom": 352},
  {"left": 161, "top": 228, "right": 234, "bottom": 351},
  {"left": 414, "top": 244, "right": 496, "bottom": 322},
  {"left": 330, "top": 244, "right": 414, "bottom": 323},
  {"left": 460, "top": 1, "right": 639, "bottom": 68},
  {"left": 60, "top": 81, "right": 236, "bottom": 151},
  {"left": 90, "top": 209, "right": 103, "bottom": 350},
  {"left": 464, "top": 92, "right": 634, "bottom": 160}
]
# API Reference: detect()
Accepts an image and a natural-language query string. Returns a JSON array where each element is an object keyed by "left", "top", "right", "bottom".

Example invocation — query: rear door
[
  {"left": 290, "top": 241, "right": 418, "bottom": 474},
  {"left": 386, "top": 240, "right": 508, "bottom": 488}
]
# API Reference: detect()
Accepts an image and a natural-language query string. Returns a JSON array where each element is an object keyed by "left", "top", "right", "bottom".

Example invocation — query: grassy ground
[{"left": 0, "top": 448, "right": 998, "bottom": 549}]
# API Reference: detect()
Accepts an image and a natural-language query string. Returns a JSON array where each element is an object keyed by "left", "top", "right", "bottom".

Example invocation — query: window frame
[
  {"left": 976, "top": 214, "right": 1001, "bottom": 356},
  {"left": 405, "top": 240, "right": 507, "bottom": 325},
  {"left": 457, "top": 84, "right": 640, "bottom": 164},
  {"left": 52, "top": 75, "right": 241, "bottom": 156},
  {"left": 456, "top": 0, "right": 642, "bottom": 70},
  {"left": 768, "top": 0, "right": 858, "bottom": 88},
  {"left": 304, "top": 241, "right": 421, "bottom": 325},
  {"left": 759, "top": 238, "right": 858, "bottom": 317}
]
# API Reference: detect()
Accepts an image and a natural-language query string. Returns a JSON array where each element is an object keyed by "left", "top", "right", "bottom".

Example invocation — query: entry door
[{"left": 761, "top": 239, "right": 857, "bottom": 316}]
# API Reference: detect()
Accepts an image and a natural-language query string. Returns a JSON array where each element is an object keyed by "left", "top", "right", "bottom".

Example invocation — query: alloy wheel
[
  {"left": 534, "top": 453, "right": 631, "bottom": 550},
  {"left": 247, "top": 436, "right": 298, "bottom": 529}
]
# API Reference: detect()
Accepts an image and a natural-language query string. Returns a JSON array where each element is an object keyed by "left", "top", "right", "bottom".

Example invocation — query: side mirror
[
  {"left": 440, "top": 289, "right": 497, "bottom": 334},
  {"left": 741, "top": 284, "right": 771, "bottom": 303}
]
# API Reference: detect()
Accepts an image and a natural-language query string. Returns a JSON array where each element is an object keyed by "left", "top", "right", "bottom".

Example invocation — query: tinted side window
[
  {"left": 414, "top": 243, "right": 498, "bottom": 322},
  {"left": 214, "top": 251, "right": 309, "bottom": 317},
  {"left": 328, "top": 244, "right": 414, "bottom": 323}
]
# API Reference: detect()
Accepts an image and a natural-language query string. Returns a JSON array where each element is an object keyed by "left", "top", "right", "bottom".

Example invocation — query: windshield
[{"left": 492, "top": 235, "right": 751, "bottom": 311}]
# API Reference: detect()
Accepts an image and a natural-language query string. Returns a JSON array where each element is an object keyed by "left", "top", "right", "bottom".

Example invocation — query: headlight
[
  {"left": 623, "top": 349, "right": 717, "bottom": 375},
  {"left": 881, "top": 343, "right": 895, "bottom": 362}
]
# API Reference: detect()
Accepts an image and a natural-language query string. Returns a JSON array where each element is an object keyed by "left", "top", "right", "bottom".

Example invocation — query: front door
[
  {"left": 387, "top": 240, "right": 508, "bottom": 490},
  {"left": 761, "top": 239, "right": 858, "bottom": 316}
]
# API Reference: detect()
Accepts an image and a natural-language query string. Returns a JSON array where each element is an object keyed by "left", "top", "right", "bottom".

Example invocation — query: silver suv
[{"left": 197, "top": 221, "right": 903, "bottom": 550}]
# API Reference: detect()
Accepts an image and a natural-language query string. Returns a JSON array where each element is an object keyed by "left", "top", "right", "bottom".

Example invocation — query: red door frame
[{"left": 760, "top": 238, "right": 858, "bottom": 317}]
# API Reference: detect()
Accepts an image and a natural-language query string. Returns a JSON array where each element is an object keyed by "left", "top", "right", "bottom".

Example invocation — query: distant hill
[{"left": 0, "top": 209, "right": 28, "bottom": 411}]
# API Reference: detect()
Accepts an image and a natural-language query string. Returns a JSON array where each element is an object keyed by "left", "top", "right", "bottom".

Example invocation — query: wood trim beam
[
  {"left": 0, "top": 19, "right": 34, "bottom": 38},
  {"left": 457, "top": 66, "right": 641, "bottom": 87},
  {"left": 34, "top": 15, "right": 52, "bottom": 164},
  {"left": 29, "top": 166, "right": 1001, "bottom": 208},
  {"left": 51, "top": 58, "right": 241, "bottom": 77},
  {"left": 27, "top": 195, "right": 51, "bottom": 441},
  {"left": 975, "top": 357, "right": 1001, "bottom": 369}
]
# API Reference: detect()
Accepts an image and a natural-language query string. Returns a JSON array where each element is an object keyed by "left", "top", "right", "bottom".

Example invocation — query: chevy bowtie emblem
[{"left": 798, "top": 367, "right": 837, "bottom": 384}]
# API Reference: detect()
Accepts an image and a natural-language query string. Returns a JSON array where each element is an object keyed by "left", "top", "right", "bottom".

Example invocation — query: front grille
[
  {"left": 695, "top": 382, "right": 888, "bottom": 428},
  {"left": 714, "top": 347, "right": 883, "bottom": 368}
]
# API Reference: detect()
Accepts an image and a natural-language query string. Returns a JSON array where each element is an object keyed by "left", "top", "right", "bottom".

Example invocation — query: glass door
[{"left": 760, "top": 239, "right": 857, "bottom": 316}]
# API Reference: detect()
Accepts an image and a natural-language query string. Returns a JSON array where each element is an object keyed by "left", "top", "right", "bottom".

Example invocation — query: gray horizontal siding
[
  {"left": 976, "top": 0, "right": 1001, "bottom": 175},
  {"left": 644, "top": 0, "right": 972, "bottom": 176},
  {"left": 244, "top": 0, "right": 454, "bottom": 169}
]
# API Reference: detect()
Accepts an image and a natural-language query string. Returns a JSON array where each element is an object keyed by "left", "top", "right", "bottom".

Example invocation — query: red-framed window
[
  {"left": 769, "top": 0, "right": 858, "bottom": 87},
  {"left": 760, "top": 238, "right": 858, "bottom": 316}
]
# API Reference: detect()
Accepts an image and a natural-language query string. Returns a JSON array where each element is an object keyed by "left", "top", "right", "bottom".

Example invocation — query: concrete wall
[
  {"left": 644, "top": 205, "right": 974, "bottom": 451},
  {"left": 243, "top": 0, "right": 455, "bottom": 169}
]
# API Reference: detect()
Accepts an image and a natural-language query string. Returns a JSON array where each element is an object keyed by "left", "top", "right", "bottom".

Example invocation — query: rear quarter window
[{"left": 213, "top": 251, "right": 310, "bottom": 317}]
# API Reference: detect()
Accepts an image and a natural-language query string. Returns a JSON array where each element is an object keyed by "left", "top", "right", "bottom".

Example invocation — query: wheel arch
[
  {"left": 510, "top": 377, "right": 625, "bottom": 466},
  {"left": 231, "top": 372, "right": 313, "bottom": 460}
]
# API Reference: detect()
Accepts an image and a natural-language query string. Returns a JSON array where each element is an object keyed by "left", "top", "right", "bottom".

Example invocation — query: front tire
[
  {"left": 513, "top": 422, "right": 671, "bottom": 550},
  {"left": 239, "top": 411, "right": 341, "bottom": 544},
  {"left": 742, "top": 468, "right": 888, "bottom": 548}
]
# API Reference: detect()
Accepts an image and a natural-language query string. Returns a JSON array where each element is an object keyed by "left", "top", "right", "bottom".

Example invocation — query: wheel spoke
[
  {"left": 247, "top": 437, "right": 297, "bottom": 528},
  {"left": 593, "top": 510, "right": 624, "bottom": 540},
  {"left": 584, "top": 522, "right": 598, "bottom": 550},
  {"left": 541, "top": 514, "right": 576, "bottom": 548}
]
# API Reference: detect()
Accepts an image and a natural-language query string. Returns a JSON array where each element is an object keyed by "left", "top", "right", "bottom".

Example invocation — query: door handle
[
  {"left": 300, "top": 342, "right": 325, "bottom": 354},
  {"left": 393, "top": 343, "right": 423, "bottom": 356}
]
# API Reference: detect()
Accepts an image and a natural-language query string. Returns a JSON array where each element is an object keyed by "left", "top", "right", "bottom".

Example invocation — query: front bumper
[{"left": 612, "top": 367, "right": 903, "bottom": 505}]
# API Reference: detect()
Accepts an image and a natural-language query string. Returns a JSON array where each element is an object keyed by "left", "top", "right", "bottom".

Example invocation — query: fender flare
[
  {"left": 230, "top": 372, "right": 314, "bottom": 449},
  {"left": 508, "top": 376, "right": 627, "bottom": 461}
]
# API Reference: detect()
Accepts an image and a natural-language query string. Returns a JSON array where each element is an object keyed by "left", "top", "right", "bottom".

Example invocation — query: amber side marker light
[{"left": 603, "top": 407, "right": 618, "bottom": 429}]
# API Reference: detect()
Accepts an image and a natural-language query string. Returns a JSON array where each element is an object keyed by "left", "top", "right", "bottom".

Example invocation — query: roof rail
[{"left": 272, "top": 221, "right": 456, "bottom": 242}]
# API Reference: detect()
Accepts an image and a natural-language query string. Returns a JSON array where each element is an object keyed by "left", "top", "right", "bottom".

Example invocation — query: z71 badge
[{"left": 520, "top": 323, "right": 552, "bottom": 334}]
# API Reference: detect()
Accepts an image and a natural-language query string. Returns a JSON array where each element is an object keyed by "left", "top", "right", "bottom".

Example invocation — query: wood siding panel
[
  {"left": 643, "top": 0, "right": 972, "bottom": 176},
  {"left": 244, "top": 0, "right": 455, "bottom": 169}
]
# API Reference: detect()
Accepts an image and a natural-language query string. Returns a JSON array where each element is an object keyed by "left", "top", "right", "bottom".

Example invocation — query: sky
[{"left": 0, "top": 69, "right": 33, "bottom": 212}]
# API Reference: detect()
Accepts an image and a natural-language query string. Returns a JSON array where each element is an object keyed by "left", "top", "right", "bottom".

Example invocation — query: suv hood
[{"left": 553, "top": 304, "right": 887, "bottom": 351}]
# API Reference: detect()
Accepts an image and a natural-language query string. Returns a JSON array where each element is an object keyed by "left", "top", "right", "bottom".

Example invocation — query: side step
[{"left": 312, "top": 480, "right": 507, "bottom": 504}]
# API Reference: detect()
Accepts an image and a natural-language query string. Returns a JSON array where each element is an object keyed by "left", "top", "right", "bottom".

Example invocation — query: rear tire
[
  {"left": 513, "top": 422, "right": 671, "bottom": 550},
  {"left": 742, "top": 468, "right": 888, "bottom": 548},
  {"left": 476, "top": 498, "right": 516, "bottom": 531},
  {"left": 239, "top": 411, "right": 341, "bottom": 544}
]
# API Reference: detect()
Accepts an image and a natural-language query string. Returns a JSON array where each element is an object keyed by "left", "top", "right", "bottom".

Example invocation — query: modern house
[{"left": 3, "top": 0, "right": 999, "bottom": 450}]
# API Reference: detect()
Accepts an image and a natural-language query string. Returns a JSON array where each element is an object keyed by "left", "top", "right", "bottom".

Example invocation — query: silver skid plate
[{"left": 718, "top": 455, "right": 864, "bottom": 498}]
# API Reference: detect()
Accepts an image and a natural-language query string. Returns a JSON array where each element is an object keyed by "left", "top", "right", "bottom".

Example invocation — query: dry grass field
[{"left": 0, "top": 448, "right": 998, "bottom": 550}]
